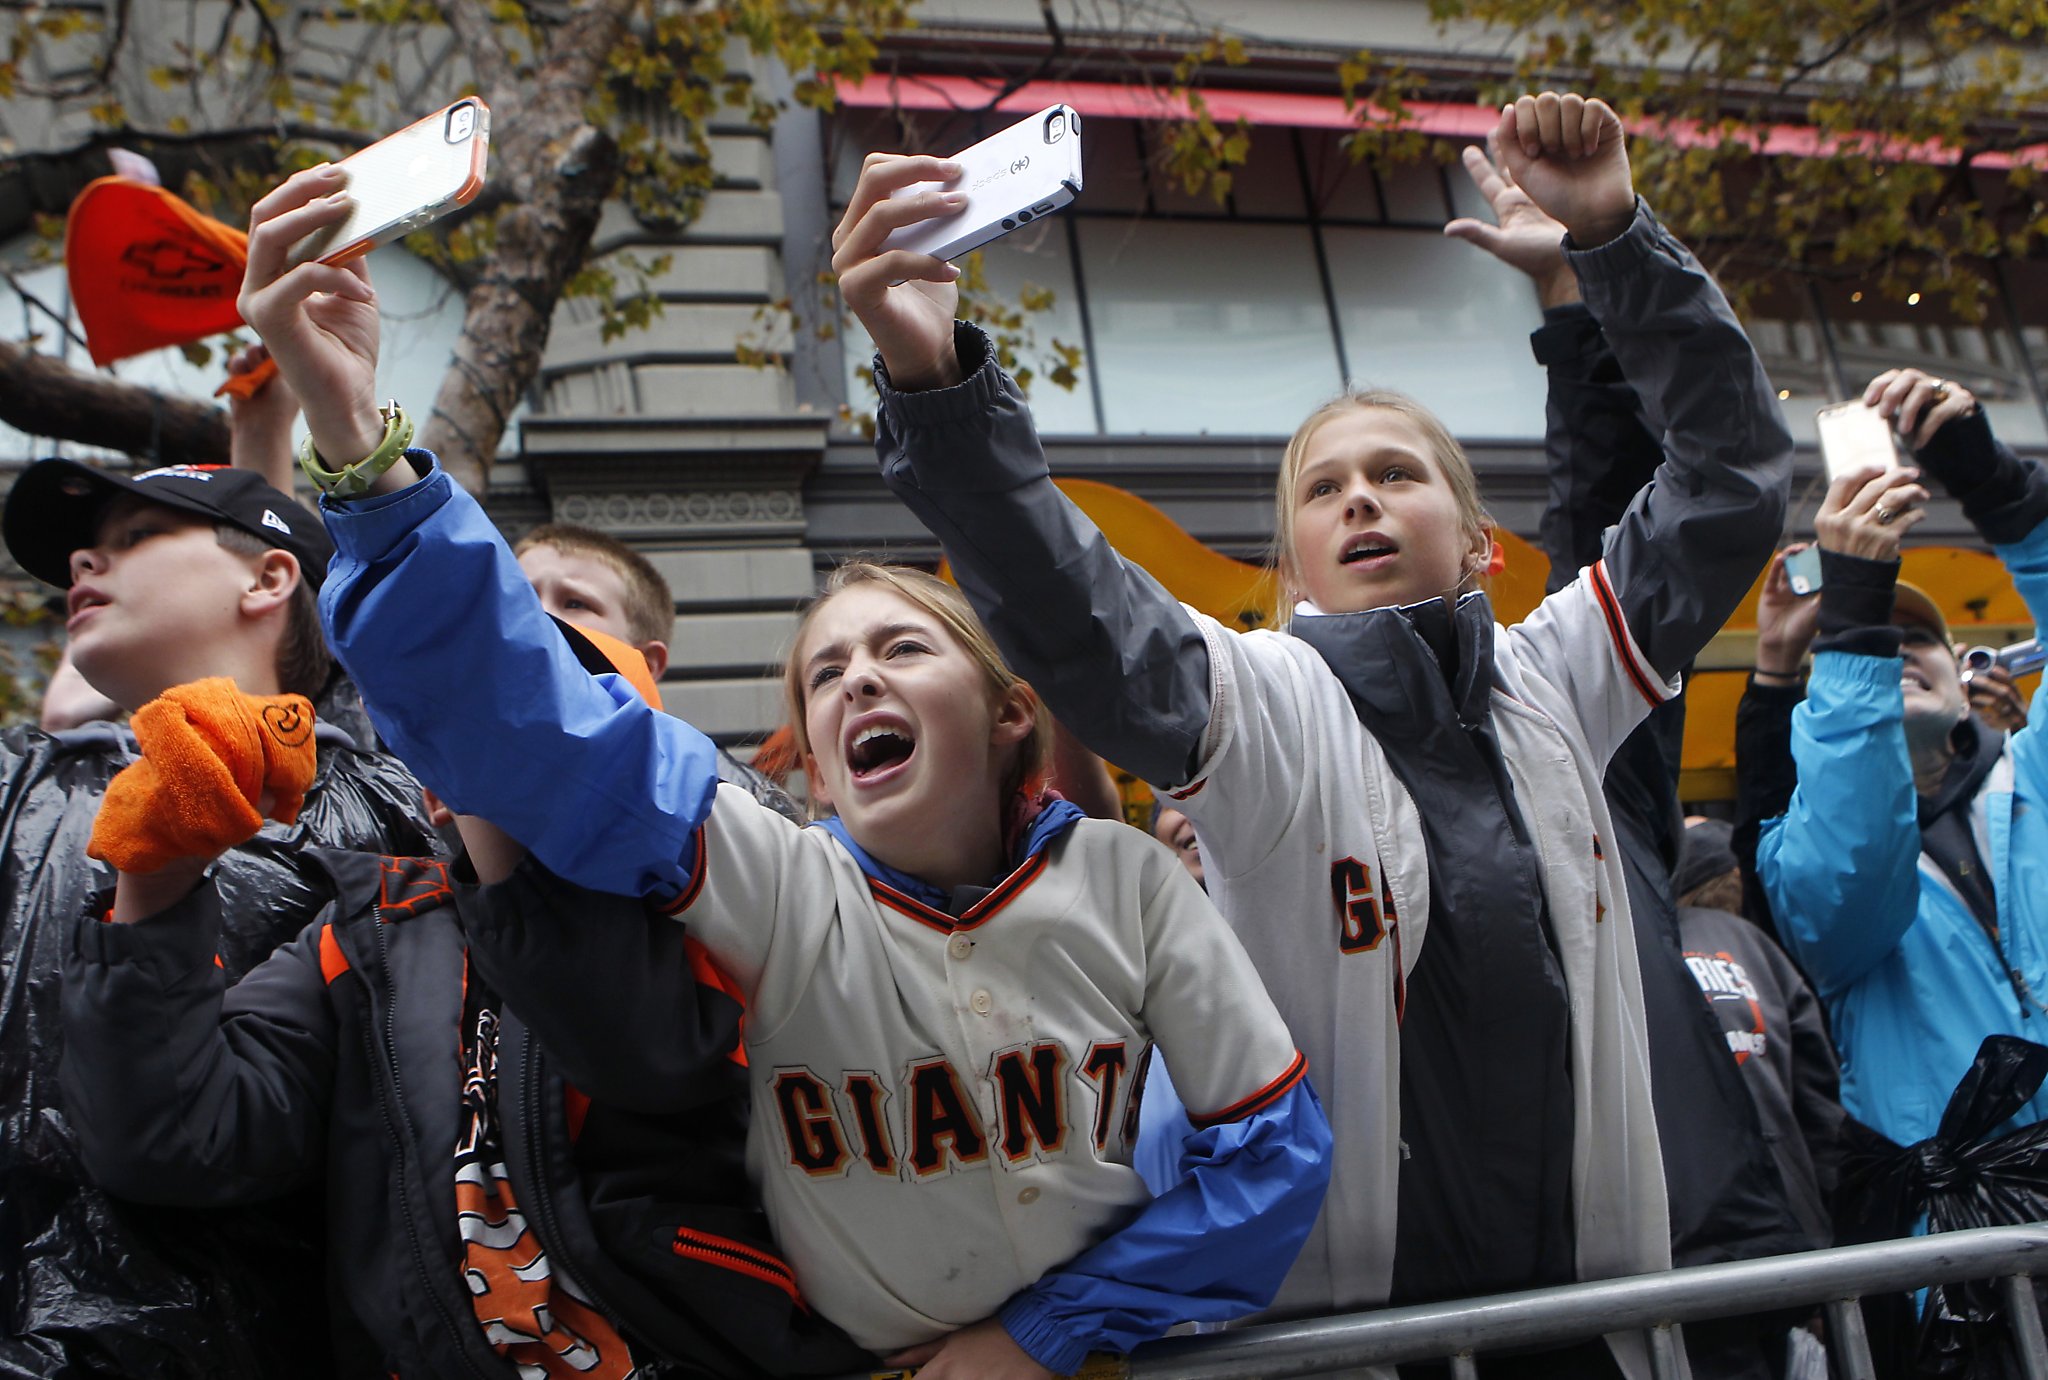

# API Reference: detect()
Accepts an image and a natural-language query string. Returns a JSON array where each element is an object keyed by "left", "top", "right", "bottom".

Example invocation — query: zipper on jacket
[
  {"left": 1998, "top": 944, "right": 2041, "bottom": 1021},
  {"left": 510, "top": 1027, "right": 638, "bottom": 1346},
  {"left": 369, "top": 919, "right": 497, "bottom": 1380},
  {"left": 1961, "top": 905, "right": 2041, "bottom": 1021}
]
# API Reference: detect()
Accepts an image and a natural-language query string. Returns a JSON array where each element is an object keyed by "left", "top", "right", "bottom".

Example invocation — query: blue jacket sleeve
[
  {"left": 316, "top": 456, "right": 720, "bottom": 898},
  {"left": 995, "top": 1078, "right": 1331, "bottom": 1374},
  {"left": 1993, "top": 506, "right": 2048, "bottom": 678},
  {"left": 1756, "top": 649, "right": 1922, "bottom": 996},
  {"left": 1998, "top": 518, "right": 2048, "bottom": 801}
]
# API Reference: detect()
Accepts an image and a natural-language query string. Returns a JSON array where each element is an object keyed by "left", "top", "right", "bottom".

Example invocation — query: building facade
[{"left": 2, "top": 1, "right": 2043, "bottom": 771}]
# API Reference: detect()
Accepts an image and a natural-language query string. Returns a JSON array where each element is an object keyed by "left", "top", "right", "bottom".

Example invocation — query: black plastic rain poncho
[
  {"left": 0, "top": 718, "right": 436, "bottom": 1377},
  {"left": 1838, "top": 1035, "right": 2048, "bottom": 1379}
]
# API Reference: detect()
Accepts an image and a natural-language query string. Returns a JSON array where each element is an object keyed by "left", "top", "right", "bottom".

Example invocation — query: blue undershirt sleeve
[
  {"left": 996, "top": 1078, "right": 1330, "bottom": 1374},
  {"left": 1131, "top": 1047, "right": 1195, "bottom": 1197}
]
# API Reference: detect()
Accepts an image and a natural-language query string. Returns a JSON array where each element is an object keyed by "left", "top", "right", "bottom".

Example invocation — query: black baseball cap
[{"left": 3, "top": 459, "right": 335, "bottom": 591}]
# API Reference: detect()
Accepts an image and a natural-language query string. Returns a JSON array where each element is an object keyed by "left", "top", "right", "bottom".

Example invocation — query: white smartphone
[
  {"left": 285, "top": 98, "right": 492, "bottom": 268},
  {"left": 1815, "top": 400, "right": 1905, "bottom": 483},
  {"left": 880, "top": 104, "right": 1084, "bottom": 263}
]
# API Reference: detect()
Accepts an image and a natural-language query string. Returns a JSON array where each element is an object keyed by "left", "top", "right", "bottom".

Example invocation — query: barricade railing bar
[
  {"left": 1129, "top": 1225, "right": 2048, "bottom": 1380},
  {"left": 846, "top": 1224, "right": 2048, "bottom": 1380}
]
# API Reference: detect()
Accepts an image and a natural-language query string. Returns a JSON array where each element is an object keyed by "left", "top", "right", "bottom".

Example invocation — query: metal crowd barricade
[
  {"left": 845, "top": 1224, "right": 2048, "bottom": 1380},
  {"left": 1131, "top": 1225, "right": 2048, "bottom": 1379}
]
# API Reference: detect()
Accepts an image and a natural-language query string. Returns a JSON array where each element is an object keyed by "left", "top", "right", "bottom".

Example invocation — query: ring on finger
[
  {"left": 1876, "top": 506, "right": 1897, "bottom": 525},
  {"left": 1930, "top": 380, "right": 1952, "bottom": 403}
]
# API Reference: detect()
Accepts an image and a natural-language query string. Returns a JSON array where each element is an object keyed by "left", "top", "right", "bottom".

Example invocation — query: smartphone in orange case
[{"left": 285, "top": 98, "right": 491, "bottom": 268}]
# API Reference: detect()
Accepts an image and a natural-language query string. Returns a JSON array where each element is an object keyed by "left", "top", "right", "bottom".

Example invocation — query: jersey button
[
  {"left": 948, "top": 934, "right": 972, "bottom": 960},
  {"left": 1017, "top": 1186, "right": 1041, "bottom": 1205},
  {"left": 970, "top": 989, "right": 993, "bottom": 1016}
]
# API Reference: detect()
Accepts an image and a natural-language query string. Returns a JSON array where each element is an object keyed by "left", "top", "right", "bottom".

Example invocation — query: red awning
[{"left": 834, "top": 74, "right": 2046, "bottom": 170}]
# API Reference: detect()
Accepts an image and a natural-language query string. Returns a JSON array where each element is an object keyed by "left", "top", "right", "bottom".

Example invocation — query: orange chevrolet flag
[{"left": 63, "top": 176, "right": 275, "bottom": 399}]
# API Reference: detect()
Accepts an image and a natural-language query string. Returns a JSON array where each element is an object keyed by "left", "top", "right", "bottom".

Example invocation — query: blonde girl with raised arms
[{"left": 836, "top": 91, "right": 1793, "bottom": 1380}]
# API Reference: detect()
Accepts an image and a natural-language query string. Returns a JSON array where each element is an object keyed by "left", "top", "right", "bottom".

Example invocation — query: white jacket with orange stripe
[{"left": 872, "top": 201, "right": 1793, "bottom": 1380}]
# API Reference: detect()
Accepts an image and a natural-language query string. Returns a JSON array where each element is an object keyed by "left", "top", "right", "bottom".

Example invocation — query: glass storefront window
[
  {"left": 1300, "top": 129, "right": 1385, "bottom": 223},
  {"left": 1324, "top": 227, "right": 1547, "bottom": 439},
  {"left": 1077, "top": 219, "right": 1343, "bottom": 435}
]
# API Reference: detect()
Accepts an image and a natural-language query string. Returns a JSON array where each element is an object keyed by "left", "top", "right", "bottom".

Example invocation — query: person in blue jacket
[
  {"left": 235, "top": 161, "right": 1333, "bottom": 1380},
  {"left": 1758, "top": 368, "right": 2048, "bottom": 1147}
]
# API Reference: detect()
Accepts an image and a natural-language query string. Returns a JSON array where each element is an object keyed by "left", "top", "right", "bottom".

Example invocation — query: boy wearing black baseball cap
[
  {"left": 0, "top": 454, "right": 437, "bottom": 1379},
  {"left": 4, "top": 458, "right": 334, "bottom": 709}
]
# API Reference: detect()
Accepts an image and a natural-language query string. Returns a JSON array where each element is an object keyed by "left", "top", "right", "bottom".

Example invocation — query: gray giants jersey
[{"left": 662, "top": 785, "right": 1305, "bottom": 1354}]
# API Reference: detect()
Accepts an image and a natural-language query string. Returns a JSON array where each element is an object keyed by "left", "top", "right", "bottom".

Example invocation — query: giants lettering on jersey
[
  {"left": 1330, "top": 857, "right": 1398, "bottom": 955},
  {"left": 771, "top": 1038, "right": 1150, "bottom": 1179}
]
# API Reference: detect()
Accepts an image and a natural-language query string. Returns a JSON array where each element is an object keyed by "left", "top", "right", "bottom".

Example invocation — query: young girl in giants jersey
[
  {"left": 232, "top": 165, "right": 1334, "bottom": 1379},
  {"left": 834, "top": 92, "right": 1792, "bottom": 1379}
]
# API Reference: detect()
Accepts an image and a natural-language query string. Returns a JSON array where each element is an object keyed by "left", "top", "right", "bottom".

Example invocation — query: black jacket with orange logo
[{"left": 60, "top": 846, "right": 871, "bottom": 1380}]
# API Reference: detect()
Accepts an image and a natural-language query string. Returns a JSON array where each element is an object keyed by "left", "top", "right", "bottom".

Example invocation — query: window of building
[
  {"left": 1739, "top": 279, "right": 1836, "bottom": 447},
  {"left": 1325, "top": 228, "right": 1546, "bottom": 438},
  {"left": 822, "top": 113, "right": 2048, "bottom": 447},
  {"left": 1077, "top": 219, "right": 1341, "bottom": 434}
]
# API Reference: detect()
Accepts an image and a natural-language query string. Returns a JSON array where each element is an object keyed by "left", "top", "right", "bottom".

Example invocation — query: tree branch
[
  {"left": 441, "top": 0, "right": 518, "bottom": 95},
  {"left": 1776, "top": 0, "right": 1945, "bottom": 94},
  {"left": 0, "top": 339, "right": 228, "bottom": 465}
]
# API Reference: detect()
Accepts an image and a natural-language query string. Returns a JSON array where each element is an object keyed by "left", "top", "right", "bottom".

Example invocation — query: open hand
[
  {"left": 1443, "top": 137, "right": 1576, "bottom": 306},
  {"left": 1492, "top": 93, "right": 1635, "bottom": 250},
  {"left": 1864, "top": 368, "right": 1978, "bottom": 453},
  {"left": 1814, "top": 464, "right": 1930, "bottom": 562},
  {"left": 238, "top": 165, "right": 386, "bottom": 469},
  {"left": 831, "top": 153, "right": 969, "bottom": 392},
  {"left": 884, "top": 1317, "right": 1055, "bottom": 1380}
]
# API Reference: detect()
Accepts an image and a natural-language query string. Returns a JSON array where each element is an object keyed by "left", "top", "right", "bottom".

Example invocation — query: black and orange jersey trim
[
  {"left": 867, "top": 848, "right": 1052, "bottom": 935},
  {"left": 1589, "top": 560, "right": 1668, "bottom": 709},
  {"left": 671, "top": 1227, "right": 806, "bottom": 1310},
  {"left": 1187, "top": 1051, "right": 1309, "bottom": 1130},
  {"left": 657, "top": 826, "right": 709, "bottom": 917}
]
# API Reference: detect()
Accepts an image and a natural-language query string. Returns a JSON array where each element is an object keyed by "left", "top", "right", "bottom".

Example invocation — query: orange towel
[{"left": 89, "top": 678, "right": 318, "bottom": 874}]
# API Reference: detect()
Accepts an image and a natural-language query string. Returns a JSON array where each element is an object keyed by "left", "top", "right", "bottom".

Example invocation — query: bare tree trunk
[
  {"left": 422, "top": 0, "right": 635, "bottom": 493},
  {"left": 0, "top": 337, "right": 228, "bottom": 466}
]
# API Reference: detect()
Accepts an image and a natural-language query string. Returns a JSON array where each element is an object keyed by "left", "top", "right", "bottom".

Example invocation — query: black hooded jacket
[
  {"left": 59, "top": 847, "right": 871, "bottom": 1380},
  {"left": 1, "top": 719, "right": 436, "bottom": 1378}
]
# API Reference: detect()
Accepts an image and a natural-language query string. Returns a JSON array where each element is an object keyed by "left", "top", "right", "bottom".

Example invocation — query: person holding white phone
[
  {"left": 233, "top": 158, "right": 1334, "bottom": 1380},
  {"left": 842, "top": 91, "right": 1793, "bottom": 1379},
  {"left": 1755, "top": 368, "right": 2048, "bottom": 1150}
]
